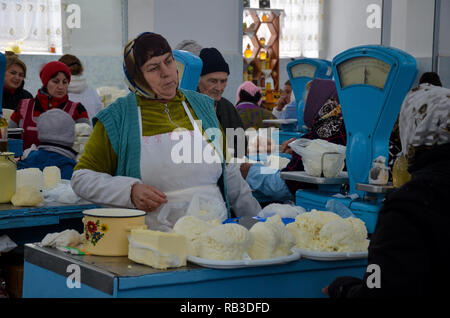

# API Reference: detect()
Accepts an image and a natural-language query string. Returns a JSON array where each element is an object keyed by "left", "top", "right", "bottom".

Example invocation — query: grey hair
[{"left": 175, "top": 40, "right": 203, "bottom": 56}]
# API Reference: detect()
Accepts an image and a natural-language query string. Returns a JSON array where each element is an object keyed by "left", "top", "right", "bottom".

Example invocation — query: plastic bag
[
  {"left": 186, "top": 193, "right": 228, "bottom": 222},
  {"left": 257, "top": 203, "right": 306, "bottom": 219},
  {"left": 289, "top": 138, "right": 346, "bottom": 178},
  {"left": 157, "top": 190, "right": 193, "bottom": 230},
  {"left": 42, "top": 180, "right": 81, "bottom": 204},
  {"left": 0, "top": 235, "right": 17, "bottom": 253},
  {"left": 157, "top": 186, "right": 227, "bottom": 230},
  {"left": 40, "top": 229, "right": 83, "bottom": 248},
  {"left": 326, "top": 199, "right": 355, "bottom": 218}
]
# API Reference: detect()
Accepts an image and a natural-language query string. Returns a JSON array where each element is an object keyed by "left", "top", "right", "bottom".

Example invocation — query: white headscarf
[{"left": 399, "top": 83, "right": 450, "bottom": 157}]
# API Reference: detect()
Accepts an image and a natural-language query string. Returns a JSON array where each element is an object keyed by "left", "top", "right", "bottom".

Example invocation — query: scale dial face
[
  {"left": 290, "top": 63, "right": 317, "bottom": 79},
  {"left": 337, "top": 57, "right": 391, "bottom": 90}
]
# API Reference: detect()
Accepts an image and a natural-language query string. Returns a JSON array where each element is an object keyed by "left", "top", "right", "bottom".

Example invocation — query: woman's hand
[
  {"left": 131, "top": 183, "right": 168, "bottom": 213},
  {"left": 276, "top": 92, "right": 291, "bottom": 111},
  {"left": 281, "top": 138, "right": 296, "bottom": 154}
]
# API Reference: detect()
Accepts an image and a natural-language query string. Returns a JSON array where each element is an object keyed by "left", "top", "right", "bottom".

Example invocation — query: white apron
[{"left": 138, "top": 101, "right": 225, "bottom": 231}]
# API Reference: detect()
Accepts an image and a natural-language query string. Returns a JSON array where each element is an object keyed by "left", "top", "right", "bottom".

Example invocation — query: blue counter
[
  {"left": 23, "top": 244, "right": 367, "bottom": 298},
  {"left": 0, "top": 203, "right": 100, "bottom": 246}
]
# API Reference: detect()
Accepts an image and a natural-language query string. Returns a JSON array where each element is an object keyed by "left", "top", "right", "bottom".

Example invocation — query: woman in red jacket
[{"left": 8, "top": 61, "right": 90, "bottom": 150}]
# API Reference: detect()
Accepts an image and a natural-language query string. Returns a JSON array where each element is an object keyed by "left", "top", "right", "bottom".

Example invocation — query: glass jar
[
  {"left": 0, "top": 115, "right": 8, "bottom": 153},
  {"left": 0, "top": 152, "right": 16, "bottom": 203},
  {"left": 392, "top": 155, "right": 411, "bottom": 188}
]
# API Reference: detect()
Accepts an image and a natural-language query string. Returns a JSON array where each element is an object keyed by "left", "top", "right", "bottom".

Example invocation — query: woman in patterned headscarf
[
  {"left": 71, "top": 32, "right": 260, "bottom": 231},
  {"left": 325, "top": 83, "right": 450, "bottom": 298},
  {"left": 278, "top": 79, "right": 346, "bottom": 195}
]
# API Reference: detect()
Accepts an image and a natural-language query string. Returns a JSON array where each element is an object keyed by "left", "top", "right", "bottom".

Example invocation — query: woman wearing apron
[
  {"left": 8, "top": 61, "right": 91, "bottom": 150},
  {"left": 71, "top": 32, "right": 261, "bottom": 231}
]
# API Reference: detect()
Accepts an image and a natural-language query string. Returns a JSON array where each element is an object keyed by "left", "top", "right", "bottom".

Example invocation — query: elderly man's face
[{"left": 198, "top": 72, "right": 228, "bottom": 101}]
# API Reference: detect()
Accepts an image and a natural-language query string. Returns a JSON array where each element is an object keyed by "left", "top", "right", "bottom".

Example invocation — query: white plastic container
[
  {"left": 369, "top": 156, "right": 390, "bottom": 185},
  {"left": 16, "top": 168, "right": 44, "bottom": 191}
]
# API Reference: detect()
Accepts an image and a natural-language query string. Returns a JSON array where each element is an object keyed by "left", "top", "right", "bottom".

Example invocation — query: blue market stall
[
  {"left": 0, "top": 203, "right": 101, "bottom": 246},
  {"left": 16, "top": 47, "right": 374, "bottom": 299},
  {"left": 22, "top": 243, "right": 367, "bottom": 298}
]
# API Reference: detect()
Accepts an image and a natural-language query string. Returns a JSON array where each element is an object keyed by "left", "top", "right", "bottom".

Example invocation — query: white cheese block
[
  {"left": 199, "top": 223, "right": 253, "bottom": 260},
  {"left": 43, "top": 166, "right": 61, "bottom": 189},
  {"left": 16, "top": 168, "right": 44, "bottom": 191},
  {"left": 248, "top": 222, "right": 281, "bottom": 260},
  {"left": 128, "top": 229, "right": 187, "bottom": 269},
  {"left": 248, "top": 217, "right": 296, "bottom": 260},
  {"left": 11, "top": 185, "right": 44, "bottom": 207},
  {"left": 286, "top": 210, "right": 369, "bottom": 252},
  {"left": 173, "top": 215, "right": 219, "bottom": 257}
]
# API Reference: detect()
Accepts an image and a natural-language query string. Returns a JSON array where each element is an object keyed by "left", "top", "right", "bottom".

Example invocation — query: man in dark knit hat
[{"left": 198, "top": 47, "right": 246, "bottom": 158}]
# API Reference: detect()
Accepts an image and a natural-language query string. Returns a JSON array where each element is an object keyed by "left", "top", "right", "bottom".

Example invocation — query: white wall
[
  {"left": 153, "top": 0, "right": 242, "bottom": 103},
  {"left": 321, "top": 0, "right": 382, "bottom": 61},
  {"left": 66, "top": 0, "right": 123, "bottom": 57},
  {"left": 439, "top": 0, "right": 450, "bottom": 56},
  {"left": 390, "top": 0, "right": 434, "bottom": 58},
  {"left": 19, "top": 0, "right": 126, "bottom": 95},
  {"left": 438, "top": 0, "right": 450, "bottom": 88},
  {"left": 127, "top": 0, "right": 243, "bottom": 103},
  {"left": 153, "top": 0, "right": 241, "bottom": 54},
  {"left": 128, "top": 0, "right": 155, "bottom": 40}
]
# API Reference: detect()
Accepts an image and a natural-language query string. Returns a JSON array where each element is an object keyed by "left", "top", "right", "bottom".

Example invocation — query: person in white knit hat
[{"left": 17, "top": 108, "right": 78, "bottom": 179}]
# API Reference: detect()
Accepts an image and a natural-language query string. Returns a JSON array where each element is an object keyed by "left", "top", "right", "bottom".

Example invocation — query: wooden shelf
[{"left": 243, "top": 8, "right": 282, "bottom": 92}]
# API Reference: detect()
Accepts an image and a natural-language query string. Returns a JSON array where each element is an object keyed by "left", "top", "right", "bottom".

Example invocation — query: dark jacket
[
  {"left": 2, "top": 86, "right": 33, "bottom": 111},
  {"left": 328, "top": 143, "right": 450, "bottom": 298},
  {"left": 236, "top": 102, "right": 276, "bottom": 130},
  {"left": 215, "top": 97, "right": 247, "bottom": 158},
  {"left": 17, "top": 149, "right": 77, "bottom": 180}
]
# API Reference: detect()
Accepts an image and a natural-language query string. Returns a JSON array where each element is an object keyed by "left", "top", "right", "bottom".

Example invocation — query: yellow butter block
[{"left": 128, "top": 229, "right": 187, "bottom": 270}]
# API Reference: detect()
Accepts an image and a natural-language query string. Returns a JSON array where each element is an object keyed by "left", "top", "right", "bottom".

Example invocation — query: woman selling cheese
[
  {"left": 8, "top": 61, "right": 90, "bottom": 150},
  {"left": 71, "top": 32, "right": 261, "bottom": 231}
]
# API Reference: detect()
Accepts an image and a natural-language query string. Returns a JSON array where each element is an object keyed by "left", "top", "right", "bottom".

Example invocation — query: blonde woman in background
[{"left": 2, "top": 51, "right": 33, "bottom": 112}]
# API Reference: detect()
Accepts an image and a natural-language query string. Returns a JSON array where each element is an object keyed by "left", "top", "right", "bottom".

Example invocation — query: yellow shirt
[{"left": 75, "top": 91, "right": 228, "bottom": 175}]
